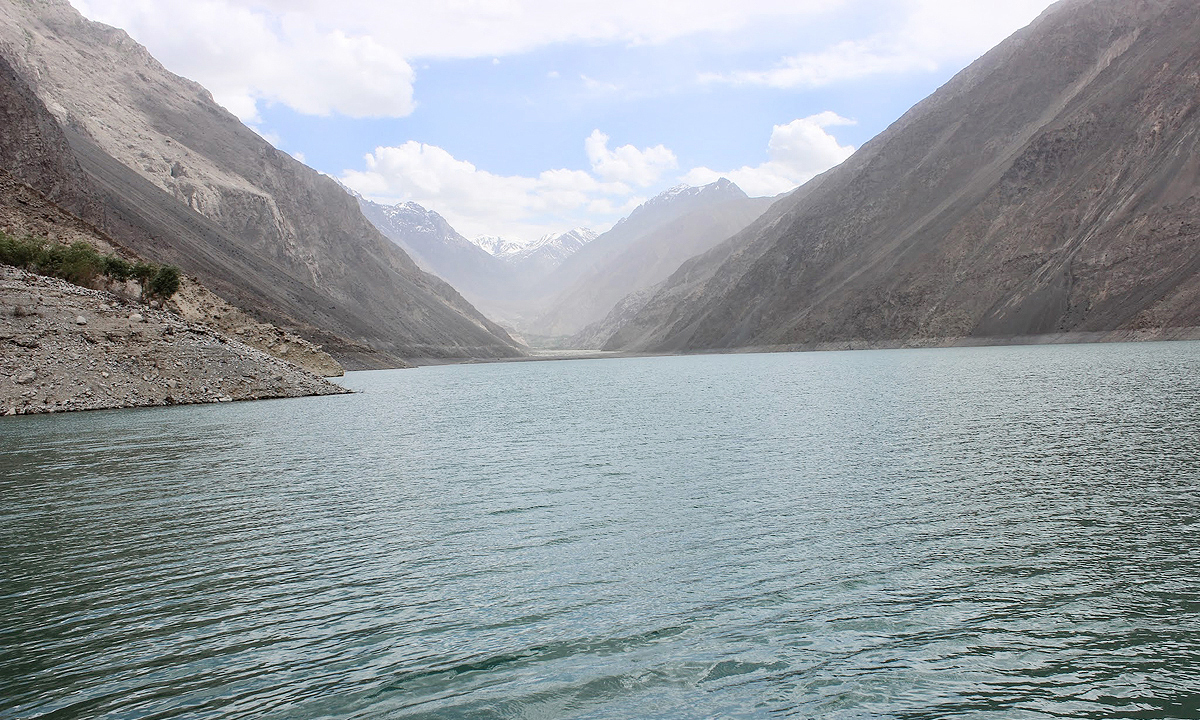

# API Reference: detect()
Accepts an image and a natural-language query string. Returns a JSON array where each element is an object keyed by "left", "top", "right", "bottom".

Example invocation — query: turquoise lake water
[{"left": 2, "top": 342, "right": 1199, "bottom": 719}]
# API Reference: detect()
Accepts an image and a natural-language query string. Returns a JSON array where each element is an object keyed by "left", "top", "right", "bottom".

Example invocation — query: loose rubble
[{"left": 1, "top": 267, "right": 350, "bottom": 416}]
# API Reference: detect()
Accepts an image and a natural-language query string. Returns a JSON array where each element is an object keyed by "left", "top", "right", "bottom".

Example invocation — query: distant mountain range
[
  {"left": 498, "top": 229, "right": 599, "bottom": 272},
  {"left": 601, "top": 0, "right": 1200, "bottom": 353},
  {"left": 356, "top": 179, "right": 772, "bottom": 343},
  {"left": 471, "top": 235, "right": 524, "bottom": 257},
  {"left": 471, "top": 229, "right": 597, "bottom": 266},
  {"left": 354, "top": 195, "right": 601, "bottom": 329},
  {"left": 529, "top": 179, "right": 773, "bottom": 340}
]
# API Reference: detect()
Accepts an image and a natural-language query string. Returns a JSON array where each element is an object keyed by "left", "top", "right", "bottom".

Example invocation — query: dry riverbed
[{"left": 1, "top": 267, "right": 350, "bottom": 415}]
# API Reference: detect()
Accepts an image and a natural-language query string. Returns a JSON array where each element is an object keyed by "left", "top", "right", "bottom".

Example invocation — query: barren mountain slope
[
  {"left": 0, "top": 51, "right": 95, "bottom": 219},
  {"left": 0, "top": 0, "right": 521, "bottom": 365},
  {"left": 527, "top": 180, "right": 771, "bottom": 338},
  {"left": 0, "top": 51, "right": 345, "bottom": 376},
  {"left": 608, "top": 0, "right": 1200, "bottom": 352}
]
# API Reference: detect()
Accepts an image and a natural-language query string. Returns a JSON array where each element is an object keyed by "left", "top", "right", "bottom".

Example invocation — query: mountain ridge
[
  {"left": 0, "top": 0, "right": 523, "bottom": 366},
  {"left": 605, "top": 0, "right": 1200, "bottom": 353},
  {"left": 526, "top": 178, "right": 773, "bottom": 339}
]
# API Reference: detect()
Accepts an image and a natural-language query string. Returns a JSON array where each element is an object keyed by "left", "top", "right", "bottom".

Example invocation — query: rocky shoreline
[{"left": 1, "top": 267, "right": 350, "bottom": 416}]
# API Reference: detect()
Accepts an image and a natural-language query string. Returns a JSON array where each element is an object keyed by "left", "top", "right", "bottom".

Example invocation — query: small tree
[
  {"left": 149, "top": 265, "right": 181, "bottom": 301},
  {"left": 103, "top": 255, "right": 133, "bottom": 282},
  {"left": 132, "top": 261, "right": 157, "bottom": 284}
]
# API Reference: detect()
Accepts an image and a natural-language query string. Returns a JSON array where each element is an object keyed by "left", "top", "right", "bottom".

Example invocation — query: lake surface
[{"left": 2, "top": 342, "right": 1199, "bottom": 719}]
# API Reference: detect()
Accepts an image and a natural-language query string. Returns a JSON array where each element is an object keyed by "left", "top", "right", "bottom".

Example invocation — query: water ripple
[{"left": 2, "top": 342, "right": 1199, "bottom": 718}]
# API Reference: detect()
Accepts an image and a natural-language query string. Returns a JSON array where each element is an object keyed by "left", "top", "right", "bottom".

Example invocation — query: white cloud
[
  {"left": 74, "top": 0, "right": 415, "bottom": 122},
  {"left": 585, "top": 131, "right": 678, "bottom": 187},
  {"left": 702, "top": 0, "right": 1055, "bottom": 88},
  {"left": 702, "top": 40, "right": 935, "bottom": 88},
  {"left": 341, "top": 133, "right": 656, "bottom": 239},
  {"left": 71, "top": 0, "right": 1055, "bottom": 120},
  {"left": 682, "top": 113, "right": 856, "bottom": 197},
  {"left": 341, "top": 117, "right": 852, "bottom": 239},
  {"left": 579, "top": 75, "right": 623, "bottom": 95},
  {"left": 164, "top": 1, "right": 838, "bottom": 59},
  {"left": 70, "top": 0, "right": 841, "bottom": 121}
]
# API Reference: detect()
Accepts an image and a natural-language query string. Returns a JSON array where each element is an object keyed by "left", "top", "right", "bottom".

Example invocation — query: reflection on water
[{"left": 2, "top": 342, "right": 1199, "bottom": 719}]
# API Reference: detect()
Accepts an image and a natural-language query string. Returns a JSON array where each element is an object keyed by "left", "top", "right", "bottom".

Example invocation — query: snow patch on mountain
[
  {"left": 613, "top": 178, "right": 744, "bottom": 229},
  {"left": 514, "top": 228, "right": 597, "bottom": 264},
  {"left": 471, "top": 228, "right": 597, "bottom": 266},
  {"left": 376, "top": 201, "right": 443, "bottom": 235},
  {"left": 471, "top": 235, "right": 526, "bottom": 257}
]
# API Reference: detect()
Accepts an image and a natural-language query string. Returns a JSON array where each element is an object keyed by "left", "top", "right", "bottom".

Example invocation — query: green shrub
[
  {"left": 31, "top": 242, "right": 66, "bottom": 277},
  {"left": 56, "top": 242, "right": 104, "bottom": 286},
  {"left": 103, "top": 255, "right": 133, "bottom": 281},
  {"left": 132, "top": 261, "right": 157, "bottom": 283},
  {"left": 0, "top": 232, "right": 43, "bottom": 267},
  {"left": 0, "top": 232, "right": 182, "bottom": 302},
  {"left": 149, "top": 265, "right": 181, "bottom": 300}
]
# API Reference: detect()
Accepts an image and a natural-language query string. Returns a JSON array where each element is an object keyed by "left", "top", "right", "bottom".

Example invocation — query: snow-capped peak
[
  {"left": 370, "top": 200, "right": 448, "bottom": 235},
  {"left": 648, "top": 178, "right": 741, "bottom": 206},
  {"left": 612, "top": 178, "right": 744, "bottom": 228},
  {"left": 533, "top": 227, "right": 597, "bottom": 250},
  {"left": 513, "top": 228, "right": 595, "bottom": 263},
  {"left": 469, "top": 227, "right": 595, "bottom": 266},
  {"left": 470, "top": 235, "right": 526, "bottom": 257},
  {"left": 657, "top": 184, "right": 697, "bottom": 202}
]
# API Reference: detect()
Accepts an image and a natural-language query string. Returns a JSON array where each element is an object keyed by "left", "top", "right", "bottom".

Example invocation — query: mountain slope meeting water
[
  {"left": 605, "top": 0, "right": 1200, "bottom": 353},
  {"left": 0, "top": 0, "right": 522, "bottom": 367}
]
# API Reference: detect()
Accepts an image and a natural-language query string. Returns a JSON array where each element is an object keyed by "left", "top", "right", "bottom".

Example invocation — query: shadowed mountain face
[
  {"left": 0, "top": 53, "right": 96, "bottom": 218},
  {"left": 607, "top": 0, "right": 1200, "bottom": 353},
  {"left": 0, "top": 0, "right": 521, "bottom": 366}
]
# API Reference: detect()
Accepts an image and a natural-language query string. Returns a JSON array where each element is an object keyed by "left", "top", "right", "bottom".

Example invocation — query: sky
[{"left": 71, "top": 0, "right": 1057, "bottom": 242}]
